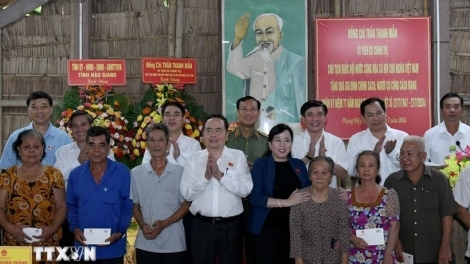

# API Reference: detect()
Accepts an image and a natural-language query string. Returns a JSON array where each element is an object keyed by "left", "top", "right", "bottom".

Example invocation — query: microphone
[{"left": 456, "top": 141, "right": 469, "bottom": 155}]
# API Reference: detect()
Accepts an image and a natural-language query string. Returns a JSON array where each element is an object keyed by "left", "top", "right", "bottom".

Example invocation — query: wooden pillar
[
  {"left": 71, "top": 0, "right": 91, "bottom": 59},
  {"left": 175, "top": 0, "right": 183, "bottom": 58},
  {"left": 424, "top": 0, "right": 429, "bottom": 17},
  {"left": 167, "top": 0, "right": 177, "bottom": 58},
  {"left": 431, "top": 0, "right": 451, "bottom": 125},
  {"left": 333, "top": 0, "right": 341, "bottom": 17}
]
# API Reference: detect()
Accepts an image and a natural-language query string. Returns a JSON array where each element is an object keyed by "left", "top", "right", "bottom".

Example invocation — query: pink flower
[
  {"left": 174, "top": 83, "right": 185, "bottom": 90},
  {"left": 356, "top": 214, "right": 368, "bottom": 226},
  {"left": 84, "top": 102, "right": 92, "bottom": 108}
]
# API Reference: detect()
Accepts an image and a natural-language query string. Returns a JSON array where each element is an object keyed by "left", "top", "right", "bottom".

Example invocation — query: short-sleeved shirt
[
  {"left": 130, "top": 161, "right": 186, "bottom": 253},
  {"left": 226, "top": 127, "right": 268, "bottom": 164},
  {"left": 384, "top": 165, "right": 457, "bottom": 263},
  {"left": 0, "top": 166, "right": 65, "bottom": 247}
]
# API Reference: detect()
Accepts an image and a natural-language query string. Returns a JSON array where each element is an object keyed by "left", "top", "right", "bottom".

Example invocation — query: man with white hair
[{"left": 227, "top": 13, "right": 306, "bottom": 123}]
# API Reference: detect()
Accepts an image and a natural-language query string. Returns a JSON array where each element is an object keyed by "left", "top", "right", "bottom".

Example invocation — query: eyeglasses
[{"left": 396, "top": 152, "right": 423, "bottom": 161}]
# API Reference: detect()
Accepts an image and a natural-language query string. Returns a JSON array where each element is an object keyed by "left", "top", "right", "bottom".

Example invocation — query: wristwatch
[{"left": 304, "top": 153, "right": 313, "bottom": 161}]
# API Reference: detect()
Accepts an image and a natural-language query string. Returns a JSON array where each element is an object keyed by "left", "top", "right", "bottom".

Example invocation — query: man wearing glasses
[
  {"left": 423, "top": 92, "right": 470, "bottom": 165},
  {"left": 346, "top": 97, "right": 409, "bottom": 184},
  {"left": 385, "top": 136, "right": 456, "bottom": 264}
]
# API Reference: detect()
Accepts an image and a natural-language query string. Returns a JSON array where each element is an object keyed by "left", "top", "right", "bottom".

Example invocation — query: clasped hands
[
  {"left": 204, "top": 154, "right": 224, "bottom": 181},
  {"left": 307, "top": 135, "right": 326, "bottom": 158}
]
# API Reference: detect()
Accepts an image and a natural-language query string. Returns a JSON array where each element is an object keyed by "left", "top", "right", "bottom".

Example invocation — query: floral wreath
[{"left": 53, "top": 84, "right": 206, "bottom": 169}]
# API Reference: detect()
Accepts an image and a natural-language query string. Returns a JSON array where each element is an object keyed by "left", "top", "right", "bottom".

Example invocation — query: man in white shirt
[
  {"left": 54, "top": 110, "right": 115, "bottom": 187},
  {"left": 180, "top": 114, "right": 253, "bottom": 264},
  {"left": 142, "top": 101, "right": 201, "bottom": 166},
  {"left": 346, "top": 97, "right": 408, "bottom": 184},
  {"left": 292, "top": 100, "right": 348, "bottom": 187},
  {"left": 423, "top": 92, "right": 470, "bottom": 165}
]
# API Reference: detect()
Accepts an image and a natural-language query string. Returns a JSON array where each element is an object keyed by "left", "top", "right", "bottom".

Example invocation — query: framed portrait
[{"left": 221, "top": 0, "right": 308, "bottom": 134}]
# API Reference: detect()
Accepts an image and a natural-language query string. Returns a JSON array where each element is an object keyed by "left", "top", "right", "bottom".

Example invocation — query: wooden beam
[
  {"left": 0, "top": 0, "right": 53, "bottom": 28},
  {"left": 0, "top": 100, "right": 25, "bottom": 107}
]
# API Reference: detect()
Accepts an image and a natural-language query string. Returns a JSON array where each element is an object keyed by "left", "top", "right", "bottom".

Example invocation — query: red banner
[
  {"left": 142, "top": 58, "right": 197, "bottom": 84},
  {"left": 67, "top": 60, "right": 126, "bottom": 86},
  {"left": 315, "top": 17, "right": 431, "bottom": 139}
]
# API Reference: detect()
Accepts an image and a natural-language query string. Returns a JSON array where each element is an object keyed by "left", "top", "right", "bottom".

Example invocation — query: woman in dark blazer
[{"left": 247, "top": 123, "right": 311, "bottom": 264}]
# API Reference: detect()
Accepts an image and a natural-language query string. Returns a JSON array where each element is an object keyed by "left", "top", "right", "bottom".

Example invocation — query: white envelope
[
  {"left": 23, "top": 227, "right": 42, "bottom": 243},
  {"left": 395, "top": 252, "right": 413, "bottom": 264},
  {"left": 356, "top": 228, "right": 385, "bottom": 246},
  {"left": 84, "top": 228, "right": 111, "bottom": 245}
]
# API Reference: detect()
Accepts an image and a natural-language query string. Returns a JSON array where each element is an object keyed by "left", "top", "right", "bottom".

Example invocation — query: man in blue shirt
[
  {"left": 0, "top": 91, "right": 72, "bottom": 168},
  {"left": 67, "top": 126, "right": 132, "bottom": 263}
]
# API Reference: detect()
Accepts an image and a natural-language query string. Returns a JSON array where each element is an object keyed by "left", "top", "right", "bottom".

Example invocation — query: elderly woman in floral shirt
[{"left": 348, "top": 150, "right": 400, "bottom": 264}]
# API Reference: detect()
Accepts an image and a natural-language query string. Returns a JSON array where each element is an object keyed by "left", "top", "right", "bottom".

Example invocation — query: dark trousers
[
  {"left": 191, "top": 214, "right": 243, "bottom": 264},
  {"left": 252, "top": 225, "right": 294, "bottom": 264},
  {"left": 78, "top": 257, "right": 123, "bottom": 264},
  {"left": 183, "top": 213, "right": 193, "bottom": 264},
  {"left": 242, "top": 199, "right": 254, "bottom": 264},
  {"left": 136, "top": 248, "right": 185, "bottom": 264}
]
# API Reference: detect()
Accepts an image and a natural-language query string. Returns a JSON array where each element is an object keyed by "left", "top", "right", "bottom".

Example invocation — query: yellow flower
[
  {"left": 152, "top": 115, "right": 162, "bottom": 123},
  {"left": 185, "top": 124, "right": 192, "bottom": 130},
  {"left": 157, "top": 92, "right": 163, "bottom": 98},
  {"left": 106, "top": 109, "right": 115, "bottom": 115},
  {"left": 104, "top": 104, "right": 111, "bottom": 109},
  {"left": 133, "top": 149, "right": 140, "bottom": 156},
  {"left": 132, "top": 139, "right": 137, "bottom": 148},
  {"left": 156, "top": 84, "right": 165, "bottom": 91},
  {"left": 141, "top": 141, "right": 146, "bottom": 149},
  {"left": 115, "top": 111, "right": 121, "bottom": 118},
  {"left": 91, "top": 104, "right": 99, "bottom": 110},
  {"left": 193, "top": 130, "right": 200, "bottom": 137},
  {"left": 150, "top": 111, "right": 157, "bottom": 117},
  {"left": 157, "top": 98, "right": 167, "bottom": 107},
  {"left": 137, "top": 115, "right": 143, "bottom": 122},
  {"left": 103, "top": 120, "right": 110, "bottom": 127},
  {"left": 77, "top": 105, "right": 84, "bottom": 110}
]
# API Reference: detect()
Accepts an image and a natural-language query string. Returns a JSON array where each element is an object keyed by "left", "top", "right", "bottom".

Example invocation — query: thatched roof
[{"left": 0, "top": 0, "right": 18, "bottom": 9}]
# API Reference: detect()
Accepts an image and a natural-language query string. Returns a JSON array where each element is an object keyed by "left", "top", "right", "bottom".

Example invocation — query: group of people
[{"left": 0, "top": 90, "right": 469, "bottom": 264}]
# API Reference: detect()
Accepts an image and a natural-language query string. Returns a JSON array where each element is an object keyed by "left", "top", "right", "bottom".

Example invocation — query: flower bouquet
[
  {"left": 441, "top": 145, "right": 470, "bottom": 189},
  {"left": 53, "top": 86, "right": 132, "bottom": 163},
  {"left": 53, "top": 84, "right": 206, "bottom": 169},
  {"left": 127, "top": 84, "right": 205, "bottom": 146}
]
